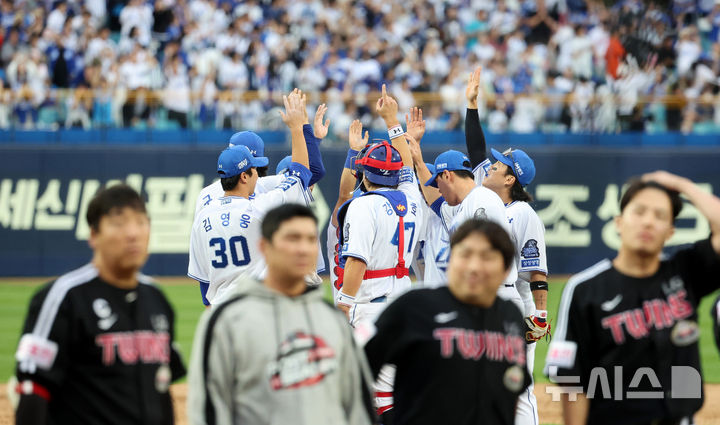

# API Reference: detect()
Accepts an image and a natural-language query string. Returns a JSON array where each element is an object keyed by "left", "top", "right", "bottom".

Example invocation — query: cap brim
[
  {"left": 251, "top": 156, "right": 269, "bottom": 168},
  {"left": 424, "top": 171, "right": 440, "bottom": 187},
  {"left": 491, "top": 148, "right": 513, "bottom": 169}
]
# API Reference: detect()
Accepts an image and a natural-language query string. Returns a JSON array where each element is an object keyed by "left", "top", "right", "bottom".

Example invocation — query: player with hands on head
[
  {"left": 546, "top": 170, "right": 720, "bottom": 425},
  {"left": 188, "top": 91, "right": 316, "bottom": 306}
]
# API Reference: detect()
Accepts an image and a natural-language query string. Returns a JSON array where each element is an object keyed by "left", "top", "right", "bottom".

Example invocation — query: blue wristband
[{"left": 344, "top": 149, "right": 359, "bottom": 169}]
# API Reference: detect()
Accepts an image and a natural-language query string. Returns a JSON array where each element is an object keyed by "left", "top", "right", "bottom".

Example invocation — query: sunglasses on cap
[{"left": 502, "top": 148, "right": 519, "bottom": 178}]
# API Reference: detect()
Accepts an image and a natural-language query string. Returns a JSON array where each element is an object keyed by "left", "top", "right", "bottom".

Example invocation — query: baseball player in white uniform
[
  {"left": 476, "top": 147, "right": 549, "bottom": 425},
  {"left": 411, "top": 148, "right": 522, "bottom": 307},
  {"left": 194, "top": 131, "right": 285, "bottom": 216},
  {"left": 335, "top": 87, "right": 424, "bottom": 421},
  {"left": 410, "top": 163, "right": 449, "bottom": 286},
  {"left": 188, "top": 94, "right": 313, "bottom": 306}
]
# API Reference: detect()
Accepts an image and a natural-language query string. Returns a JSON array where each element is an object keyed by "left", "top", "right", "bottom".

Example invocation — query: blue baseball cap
[
  {"left": 491, "top": 148, "right": 536, "bottom": 186},
  {"left": 424, "top": 150, "right": 472, "bottom": 187},
  {"left": 217, "top": 145, "right": 269, "bottom": 178},
  {"left": 228, "top": 131, "right": 265, "bottom": 157},
  {"left": 275, "top": 155, "right": 292, "bottom": 174},
  {"left": 425, "top": 163, "right": 436, "bottom": 175}
]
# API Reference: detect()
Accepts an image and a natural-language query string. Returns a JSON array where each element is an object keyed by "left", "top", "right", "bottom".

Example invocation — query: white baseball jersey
[
  {"left": 194, "top": 173, "right": 325, "bottom": 275},
  {"left": 437, "top": 186, "right": 518, "bottom": 288},
  {"left": 473, "top": 158, "right": 492, "bottom": 186},
  {"left": 194, "top": 174, "right": 285, "bottom": 216},
  {"left": 188, "top": 164, "right": 311, "bottom": 305},
  {"left": 411, "top": 200, "right": 448, "bottom": 286},
  {"left": 339, "top": 167, "right": 425, "bottom": 303}
]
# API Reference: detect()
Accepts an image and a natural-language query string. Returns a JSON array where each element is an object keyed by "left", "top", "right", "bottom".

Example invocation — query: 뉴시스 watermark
[{"left": 546, "top": 366, "right": 702, "bottom": 401}]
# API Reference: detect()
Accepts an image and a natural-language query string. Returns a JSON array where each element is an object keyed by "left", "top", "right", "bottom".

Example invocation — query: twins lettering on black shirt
[
  {"left": 433, "top": 327, "right": 526, "bottom": 366},
  {"left": 600, "top": 288, "right": 694, "bottom": 345}
]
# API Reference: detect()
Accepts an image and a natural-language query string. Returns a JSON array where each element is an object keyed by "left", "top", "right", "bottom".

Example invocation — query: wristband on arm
[
  {"left": 344, "top": 149, "right": 359, "bottom": 169},
  {"left": 336, "top": 291, "right": 356, "bottom": 308},
  {"left": 530, "top": 280, "right": 548, "bottom": 291}
]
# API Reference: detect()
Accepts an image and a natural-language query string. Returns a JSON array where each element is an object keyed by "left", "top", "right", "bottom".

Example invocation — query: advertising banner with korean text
[{"left": 1, "top": 145, "right": 718, "bottom": 277}]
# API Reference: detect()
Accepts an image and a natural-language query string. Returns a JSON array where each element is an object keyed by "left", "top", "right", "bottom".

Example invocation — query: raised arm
[
  {"left": 465, "top": 66, "right": 488, "bottom": 167},
  {"left": 376, "top": 84, "right": 412, "bottom": 168},
  {"left": 331, "top": 120, "right": 368, "bottom": 227},
  {"left": 304, "top": 101, "right": 328, "bottom": 185},
  {"left": 407, "top": 133, "right": 442, "bottom": 206},
  {"left": 642, "top": 171, "right": 720, "bottom": 254},
  {"left": 280, "top": 91, "right": 309, "bottom": 169}
]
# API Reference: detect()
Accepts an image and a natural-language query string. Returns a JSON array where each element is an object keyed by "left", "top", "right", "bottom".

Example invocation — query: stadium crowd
[{"left": 2, "top": 0, "right": 720, "bottom": 134}]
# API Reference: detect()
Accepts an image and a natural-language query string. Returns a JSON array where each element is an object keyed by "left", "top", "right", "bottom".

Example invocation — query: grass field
[{"left": 1, "top": 278, "right": 719, "bottom": 384}]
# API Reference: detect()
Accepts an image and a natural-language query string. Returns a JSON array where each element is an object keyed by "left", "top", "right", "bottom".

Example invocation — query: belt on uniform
[
  {"left": 504, "top": 284, "right": 515, "bottom": 288},
  {"left": 370, "top": 296, "right": 387, "bottom": 303}
]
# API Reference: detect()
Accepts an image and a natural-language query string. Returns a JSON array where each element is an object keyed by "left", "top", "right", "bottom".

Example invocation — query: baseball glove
[{"left": 524, "top": 315, "right": 551, "bottom": 343}]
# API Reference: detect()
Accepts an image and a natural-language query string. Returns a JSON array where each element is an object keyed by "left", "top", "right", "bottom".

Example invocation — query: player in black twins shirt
[
  {"left": 545, "top": 171, "right": 720, "bottom": 425},
  {"left": 360, "top": 219, "right": 531, "bottom": 425},
  {"left": 14, "top": 185, "right": 186, "bottom": 425}
]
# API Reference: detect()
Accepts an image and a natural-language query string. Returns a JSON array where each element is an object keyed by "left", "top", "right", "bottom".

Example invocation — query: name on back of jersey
[{"left": 203, "top": 212, "right": 252, "bottom": 232}]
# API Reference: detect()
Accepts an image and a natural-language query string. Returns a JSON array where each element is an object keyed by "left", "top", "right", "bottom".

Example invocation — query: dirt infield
[{"left": 1, "top": 382, "right": 719, "bottom": 424}]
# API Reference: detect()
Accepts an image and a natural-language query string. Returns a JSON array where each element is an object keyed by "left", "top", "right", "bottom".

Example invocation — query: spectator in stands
[
  {"left": 46, "top": 1, "right": 67, "bottom": 36},
  {"left": 164, "top": 54, "right": 190, "bottom": 128},
  {"left": 120, "top": 0, "right": 153, "bottom": 47}
]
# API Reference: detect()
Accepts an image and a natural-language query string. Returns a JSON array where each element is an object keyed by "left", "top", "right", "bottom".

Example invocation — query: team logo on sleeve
[
  {"left": 474, "top": 208, "right": 487, "bottom": 219},
  {"left": 267, "top": 332, "right": 337, "bottom": 390},
  {"left": 521, "top": 240, "right": 540, "bottom": 258},
  {"left": 520, "top": 239, "right": 541, "bottom": 268},
  {"left": 343, "top": 223, "right": 350, "bottom": 242}
]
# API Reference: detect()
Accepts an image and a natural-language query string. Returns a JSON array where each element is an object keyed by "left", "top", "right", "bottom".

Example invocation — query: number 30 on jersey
[{"left": 209, "top": 236, "right": 251, "bottom": 268}]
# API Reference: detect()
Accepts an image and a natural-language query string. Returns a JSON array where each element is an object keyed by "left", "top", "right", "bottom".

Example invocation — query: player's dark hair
[
  {"left": 261, "top": 204, "right": 318, "bottom": 241},
  {"left": 257, "top": 166, "right": 268, "bottom": 177},
  {"left": 450, "top": 169, "right": 475, "bottom": 180},
  {"left": 504, "top": 167, "right": 534, "bottom": 202},
  {"left": 620, "top": 178, "right": 683, "bottom": 222},
  {"left": 220, "top": 168, "right": 255, "bottom": 191},
  {"left": 450, "top": 219, "right": 515, "bottom": 270},
  {"left": 86, "top": 184, "right": 146, "bottom": 231}
]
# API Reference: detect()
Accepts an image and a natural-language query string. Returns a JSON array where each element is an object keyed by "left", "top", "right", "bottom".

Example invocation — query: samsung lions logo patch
[
  {"left": 521, "top": 239, "right": 540, "bottom": 258},
  {"left": 474, "top": 208, "right": 487, "bottom": 219}
]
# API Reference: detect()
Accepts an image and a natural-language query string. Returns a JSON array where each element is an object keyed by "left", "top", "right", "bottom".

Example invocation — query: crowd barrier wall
[{"left": 1, "top": 141, "right": 719, "bottom": 278}]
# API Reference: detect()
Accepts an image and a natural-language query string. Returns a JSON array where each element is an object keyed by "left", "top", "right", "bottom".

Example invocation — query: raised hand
[
  {"left": 348, "top": 119, "right": 369, "bottom": 151},
  {"left": 314, "top": 103, "right": 330, "bottom": 139},
  {"left": 465, "top": 66, "right": 482, "bottom": 108},
  {"left": 406, "top": 107, "right": 426, "bottom": 142},
  {"left": 641, "top": 171, "right": 691, "bottom": 192},
  {"left": 375, "top": 84, "right": 399, "bottom": 124},
  {"left": 280, "top": 92, "right": 306, "bottom": 130},
  {"left": 405, "top": 133, "right": 424, "bottom": 164}
]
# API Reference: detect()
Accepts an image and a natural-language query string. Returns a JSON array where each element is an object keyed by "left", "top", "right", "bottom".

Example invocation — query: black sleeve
[
  {"left": 674, "top": 237, "right": 720, "bottom": 298},
  {"left": 363, "top": 297, "right": 408, "bottom": 378},
  {"left": 464, "top": 108, "right": 487, "bottom": 167},
  {"left": 15, "top": 283, "right": 72, "bottom": 391}
]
